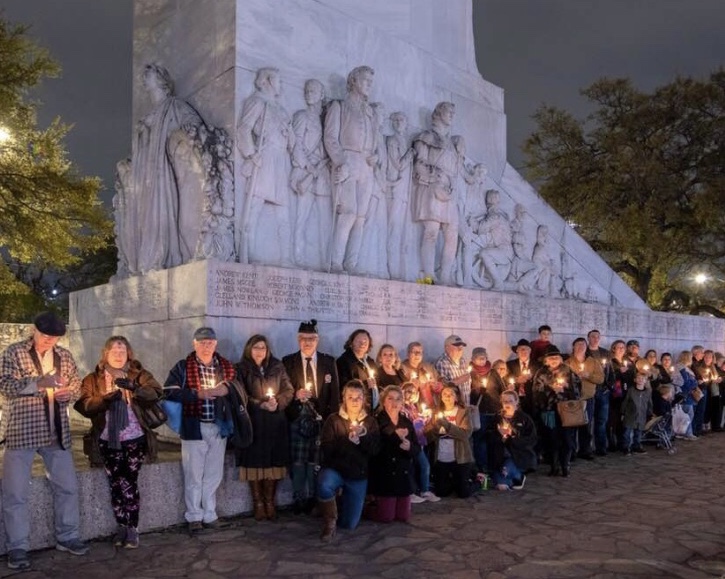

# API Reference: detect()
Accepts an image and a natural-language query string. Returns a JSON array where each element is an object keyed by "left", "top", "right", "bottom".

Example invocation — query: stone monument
[{"left": 71, "top": 0, "right": 724, "bottom": 390}]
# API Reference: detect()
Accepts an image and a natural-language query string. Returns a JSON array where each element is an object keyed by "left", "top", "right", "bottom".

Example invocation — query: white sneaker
[
  {"left": 420, "top": 491, "right": 441, "bottom": 503},
  {"left": 410, "top": 494, "right": 426, "bottom": 504},
  {"left": 685, "top": 434, "right": 699, "bottom": 440}
]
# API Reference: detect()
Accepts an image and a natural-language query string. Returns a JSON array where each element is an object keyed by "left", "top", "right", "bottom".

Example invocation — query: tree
[
  {"left": 524, "top": 71, "right": 725, "bottom": 315},
  {"left": 0, "top": 19, "right": 112, "bottom": 321}
]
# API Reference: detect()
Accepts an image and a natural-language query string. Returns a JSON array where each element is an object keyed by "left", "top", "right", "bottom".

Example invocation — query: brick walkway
[{"left": 3, "top": 434, "right": 725, "bottom": 578}]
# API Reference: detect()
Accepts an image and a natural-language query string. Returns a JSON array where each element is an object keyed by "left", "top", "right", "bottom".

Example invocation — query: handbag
[
  {"left": 82, "top": 430, "right": 104, "bottom": 467},
  {"left": 672, "top": 404, "right": 691, "bottom": 436},
  {"left": 138, "top": 400, "right": 168, "bottom": 429},
  {"left": 468, "top": 395, "right": 482, "bottom": 432},
  {"left": 161, "top": 399, "right": 183, "bottom": 434},
  {"left": 690, "top": 387, "right": 704, "bottom": 403},
  {"left": 556, "top": 399, "right": 589, "bottom": 427}
]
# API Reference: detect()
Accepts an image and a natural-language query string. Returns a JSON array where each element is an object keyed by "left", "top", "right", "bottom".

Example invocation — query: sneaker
[
  {"left": 632, "top": 447, "right": 647, "bottom": 454},
  {"left": 188, "top": 521, "right": 203, "bottom": 533},
  {"left": 622, "top": 449, "right": 632, "bottom": 457},
  {"left": 56, "top": 538, "right": 89, "bottom": 556},
  {"left": 124, "top": 527, "right": 139, "bottom": 549},
  {"left": 420, "top": 491, "right": 441, "bottom": 503},
  {"left": 203, "top": 519, "right": 222, "bottom": 529},
  {"left": 7, "top": 549, "right": 30, "bottom": 570},
  {"left": 685, "top": 434, "right": 699, "bottom": 441},
  {"left": 409, "top": 494, "right": 426, "bottom": 504},
  {"left": 113, "top": 524, "right": 127, "bottom": 547},
  {"left": 511, "top": 474, "right": 526, "bottom": 490}
]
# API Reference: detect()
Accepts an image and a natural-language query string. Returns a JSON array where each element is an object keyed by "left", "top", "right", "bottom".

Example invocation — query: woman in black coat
[
  {"left": 368, "top": 385, "right": 419, "bottom": 523},
  {"left": 236, "top": 334, "right": 294, "bottom": 521},
  {"left": 490, "top": 390, "right": 537, "bottom": 490}
]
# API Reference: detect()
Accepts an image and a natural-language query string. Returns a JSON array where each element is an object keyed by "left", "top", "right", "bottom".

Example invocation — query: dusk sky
[{"left": 2, "top": 0, "right": 723, "bottom": 204}]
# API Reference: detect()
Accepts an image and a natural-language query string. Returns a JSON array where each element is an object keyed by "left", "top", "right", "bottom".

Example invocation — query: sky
[{"left": 1, "top": 0, "right": 723, "bottom": 203}]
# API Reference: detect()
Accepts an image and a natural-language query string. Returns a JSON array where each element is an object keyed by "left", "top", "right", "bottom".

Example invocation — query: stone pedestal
[{"left": 69, "top": 260, "right": 725, "bottom": 381}]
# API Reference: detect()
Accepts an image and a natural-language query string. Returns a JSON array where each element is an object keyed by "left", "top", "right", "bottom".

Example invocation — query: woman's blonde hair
[{"left": 99, "top": 335, "right": 134, "bottom": 367}]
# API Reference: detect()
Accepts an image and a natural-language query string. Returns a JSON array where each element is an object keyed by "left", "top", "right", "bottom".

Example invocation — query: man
[
  {"left": 586, "top": 329, "right": 615, "bottom": 455},
  {"left": 507, "top": 339, "right": 536, "bottom": 416},
  {"left": 435, "top": 335, "right": 472, "bottom": 404},
  {"left": 163, "top": 327, "right": 236, "bottom": 533},
  {"left": 0, "top": 312, "right": 88, "bottom": 570},
  {"left": 282, "top": 319, "right": 340, "bottom": 514},
  {"left": 324, "top": 65, "right": 378, "bottom": 274},
  {"left": 412, "top": 101, "right": 465, "bottom": 285},
  {"left": 625, "top": 339, "right": 642, "bottom": 366}
]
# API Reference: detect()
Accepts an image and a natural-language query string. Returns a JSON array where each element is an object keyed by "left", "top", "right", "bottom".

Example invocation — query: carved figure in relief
[
  {"left": 385, "top": 112, "right": 414, "bottom": 280},
  {"left": 357, "top": 102, "right": 389, "bottom": 279},
  {"left": 470, "top": 189, "right": 513, "bottom": 290},
  {"left": 132, "top": 64, "right": 205, "bottom": 274},
  {"left": 290, "top": 79, "right": 332, "bottom": 267},
  {"left": 112, "top": 158, "right": 132, "bottom": 279},
  {"left": 518, "top": 225, "right": 561, "bottom": 296},
  {"left": 507, "top": 203, "right": 535, "bottom": 284},
  {"left": 457, "top": 163, "right": 487, "bottom": 287},
  {"left": 323, "top": 66, "right": 378, "bottom": 274},
  {"left": 236, "top": 67, "right": 296, "bottom": 266},
  {"left": 412, "top": 102, "right": 465, "bottom": 285}
]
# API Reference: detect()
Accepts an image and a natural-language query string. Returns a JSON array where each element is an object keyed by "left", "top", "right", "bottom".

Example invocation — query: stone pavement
[{"left": 3, "top": 434, "right": 725, "bottom": 579}]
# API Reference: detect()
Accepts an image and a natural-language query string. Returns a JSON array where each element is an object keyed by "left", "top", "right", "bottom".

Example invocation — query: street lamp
[
  {"left": 0, "top": 126, "right": 11, "bottom": 144},
  {"left": 695, "top": 273, "right": 709, "bottom": 285}
]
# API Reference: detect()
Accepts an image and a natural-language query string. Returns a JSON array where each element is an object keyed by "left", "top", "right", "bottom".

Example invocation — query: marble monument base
[{"left": 69, "top": 259, "right": 724, "bottom": 384}]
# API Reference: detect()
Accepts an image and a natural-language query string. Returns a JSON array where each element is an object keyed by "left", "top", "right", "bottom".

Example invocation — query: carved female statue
[
  {"left": 132, "top": 64, "right": 205, "bottom": 274},
  {"left": 236, "top": 67, "right": 296, "bottom": 266}
]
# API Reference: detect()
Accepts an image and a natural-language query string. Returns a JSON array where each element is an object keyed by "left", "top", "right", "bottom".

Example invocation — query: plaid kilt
[{"left": 290, "top": 413, "right": 321, "bottom": 465}]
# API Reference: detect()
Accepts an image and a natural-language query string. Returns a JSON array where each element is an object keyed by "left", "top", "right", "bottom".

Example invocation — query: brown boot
[
  {"left": 249, "top": 481, "right": 265, "bottom": 521},
  {"left": 319, "top": 498, "right": 337, "bottom": 542},
  {"left": 262, "top": 479, "right": 278, "bottom": 521}
]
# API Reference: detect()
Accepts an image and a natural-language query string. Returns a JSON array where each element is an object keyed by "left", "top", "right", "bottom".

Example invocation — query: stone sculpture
[
  {"left": 385, "top": 112, "right": 414, "bottom": 281},
  {"left": 236, "top": 67, "right": 296, "bottom": 266},
  {"left": 458, "top": 163, "right": 488, "bottom": 287},
  {"left": 131, "top": 64, "right": 206, "bottom": 274},
  {"left": 290, "top": 79, "right": 332, "bottom": 268},
  {"left": 471, "top": 189, "right": 514, "bottom": 290},
  {"left": 323, "top": 66, "right": 378, "bottom": 274},
  {"left": 412, "top": 102, "right": 465, "bottom": 285}
]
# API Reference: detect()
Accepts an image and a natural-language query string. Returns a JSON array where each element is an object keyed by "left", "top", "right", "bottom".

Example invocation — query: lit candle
[
  {"left": 305, "top": 382, "right": 312, "bottom": 391},
  {"left": 266, "top": 388, "right": 274, "bottom": 398},
  {"left": 643, "top": 364, "right": 650, "bottom": 371},
  {"left": 421, "top": 403, "right": 428, "bottom": 415},
  {"left": 508, "top": 377, "right": 515, "bottom": 386},
  {"left": 411, "top": 371, "right": 418, "bottom": 380},
  {"left": 523, "top": 368, "right": 530, "bottom": 376},
  {"left": 467, "top": 364, "right": 473, "bottom": 372},
  {"left": 437, "top": 412, "right": 444, "bottom": 420},
  {"left": 483, "top": 377, "right": 488, "bottom": 388},
  {"left": 579, "top": 363, "right": 584, "bottom": 371},
  {"left": 425, "top": 373, "right": 431, "bottom": 381},
  {"left": 601, "top": 359, "right": 607, "bottom": 367},
  {"left": 623, "top": 361, "right": 629, "bottom": 368},
  {"left": 368, "top": 369, "right": 376, "bottom": 378}
]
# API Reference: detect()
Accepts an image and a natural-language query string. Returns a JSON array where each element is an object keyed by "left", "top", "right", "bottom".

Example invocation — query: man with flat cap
[
  {"left": 435, "top": 335, "right": 472, "bottom": 404},
  {"left": 283, "top": 319, "right": 340, "bottom": 514},
  {"left": 163, "top": 327, "right": 237, "bottom": 533},
  {"left": 0, "top": 312, "right": 88, "bottom": 570}
]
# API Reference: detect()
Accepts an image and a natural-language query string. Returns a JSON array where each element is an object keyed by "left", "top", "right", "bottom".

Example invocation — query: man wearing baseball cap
[
  {"left": 435, "top": 335, "right": 472, "bottom": 404},
  {"left": 0, "top": 312, "right": 88, "bottom": 570},
  {"left": 163, "top": 326, "right": 237, "bottom": 533}
]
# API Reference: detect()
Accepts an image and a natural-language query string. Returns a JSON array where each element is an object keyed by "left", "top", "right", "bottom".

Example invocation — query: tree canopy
[
  {"left": 524, "top": 71, "right": 725, "bottom": 316},
  {"left": 0, "top": 18, "right": 112, "bottom": 321}
]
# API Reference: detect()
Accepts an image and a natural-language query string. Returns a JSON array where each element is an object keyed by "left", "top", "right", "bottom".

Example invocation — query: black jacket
[
  {"left": 282, "top": 350, "right": 340, "bottom": 421},
  {"left": 368, "top": 411, "right": 419, "bottom": 497},
  {"left": 320, "top": 413, "right": 380, "bottom": 480}
]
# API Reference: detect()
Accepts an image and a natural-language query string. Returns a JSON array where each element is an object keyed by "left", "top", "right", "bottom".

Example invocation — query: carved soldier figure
[
  {"left": 323, "top": 66, "right": 378, "bottom": 274},
  {"left": 385, "top": 112, "right": 414, "bottom": 280},
  {"left": 290, "top": 79, "right": 331, "bottom": 268},
  {"left": 412, "top": 102, "right": 465, "bottom": 285},
  {"left": 471, "top": 189, "right": 513, "bottom": 290},
  {"left": 236, "top": 67, "right": 296, "bottom": 266}
]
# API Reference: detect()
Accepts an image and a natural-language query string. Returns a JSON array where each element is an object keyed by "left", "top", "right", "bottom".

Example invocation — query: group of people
[{"left": 2, "top": 314, "right": 723, "bottom": 569}]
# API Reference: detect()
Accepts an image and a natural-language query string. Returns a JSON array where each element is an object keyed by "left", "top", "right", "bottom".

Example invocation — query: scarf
[
  {"left": 184, "top": 352, "right": 236, "bottom": 418},
  {"left": 103, "top": 364, "right": 130, "bottom": 450}
]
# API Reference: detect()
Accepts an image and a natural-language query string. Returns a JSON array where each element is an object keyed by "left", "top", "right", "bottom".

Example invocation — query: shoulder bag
[{"left": 556, "top": 399, "right": 588, "bottom": 427}]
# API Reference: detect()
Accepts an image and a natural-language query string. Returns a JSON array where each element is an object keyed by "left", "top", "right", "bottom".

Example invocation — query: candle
[
  {"left": 601, "top": 359, "right": 607, "bottom": 367},
  {"left": 483, "top": 378, "right": 488, "bottom": 388},
  {"left": 425, "top": 373, "right": 431, "bottom": 381},
  {"left": 437, "top": 412, "right": 444, "bottom": 420},
  {"left": 579, "top": 363, "right": 584, "bottom": 371},
  {"left": 305, "top": 382, "right": 312, "bottom": 391},
  {"left": 623, "top": 361, "right": 629, "bottom": 368},
  {"left": 411, "top": 371, "right": 418, "bottom": 380},
  {"left": 421, "top": 403, "right": 428, "bottom": 415},
  {"left": 467, "top": 364, "right": 473, "bottom": 372},
  {"left": 351, "top": 419, "right": 358, "bottom": 427},
  {"left": 523, "top": 368, "right": 530, "bottom": 376},
  {"left": 368, "top": 369, "right": 376, "bottom": 378},
  {"left": 266, "top": 388, "right": 274, "bottom": 398},
  {"left": 643, "top": 364, "right": 650, "bottom": 371},
  {"left": 508, "top": 377, "right": 515, "bottom": 386}
]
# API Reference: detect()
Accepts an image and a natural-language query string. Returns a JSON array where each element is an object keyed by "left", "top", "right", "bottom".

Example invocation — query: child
[
  {"left": 621, "top": 369, "right": 653, "bottom": 455},
  {"left": 651, "top": 383, "right": 676, "bottom": 442},
  {"left": 530, "top": 325, "right": 554, "bottom": 363},
  {"left": 402, "top": 383, "right": 440, "bottom": 503}
]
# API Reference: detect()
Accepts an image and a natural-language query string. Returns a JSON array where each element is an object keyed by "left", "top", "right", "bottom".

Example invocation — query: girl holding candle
[
  {"left": 236, "top": 335, "right": 294, "bottom": 521},
  {"left": 401, "top": 383, "right": 440, "bottom": 503},
  {"left": 609, "top": 340, "right": 633, "bottom": 451},
  {"left": 701, "top": 349, "right": 723, "bottom": 432},
  {"left": 375, "top": 344, "right": 407, "bottom": 387},
  {"left": 368, "top": 386, "right": 420, "bottom": 522},
  {"left": 317, "top": 380, "right": 380, "bottom": 541},
  {"left": 425, "top": 384, "right": 475, "bottom": 498}
]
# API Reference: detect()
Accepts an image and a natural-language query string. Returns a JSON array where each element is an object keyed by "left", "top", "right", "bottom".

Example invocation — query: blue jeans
[
  {"left": 472, "top": 413, "right": 494, "bottom": 473},
  {"left": 492, "top": 457, "right": 522, "bottom": 488},
  {"left": 693, "top": 390, "right": 708, "bottom": 435},
  {"left": 592, "top": 389, "right": 610, "bottom": 453},
  {"left": 622, "top": 427, "right": 642, "bottom": 451},
  {"left": 317, "top": 468, "right": 367, "bottom": 530},
  {"left": 414, "top": 448, "right": 431, "bottom": 493}
]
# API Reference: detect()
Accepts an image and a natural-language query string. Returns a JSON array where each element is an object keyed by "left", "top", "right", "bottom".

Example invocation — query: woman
[
  {"left": 490, "top": 391, "right": 537, "bottom": 490},
  {"left": 236, "top": 335, "right": 294, "bottom": 521},
  {"left": 75, "top": 336, "right": 163, "bottom": 549},
  {"left": 675, "top": 351, "right": 699, "bottom": 440},
  {"left": 644, "top": 349, "right": 667, "bottom": 389},
  {"left": 565, "top": 337, "right": 604, "bottom": 460},
  {"left": 609, "top": 339, "right": 634, "bottom": 451},
  {"left": 336, "top": 329, "right": 379, "bottom": 410},
  {"left": 375, "top": 344, "right": 406, "bottom": 388},
  {"left": 368, "top": 386, "right": 419, "bottom": 522},
  {"left": 400, "top": 341, "right": 441, "bottom": 409},
  {"left": 425, "top": 384, "right": 475, "bottom": 498},
  {"left": 532, "top": 345, "right": 581, "bottom": 477},
  {"left": 701, "top": 350, "right": 723, "bottom": 432},
  {"left": 469, "top": 348, "right": 502, "bottom": 474},
  {"left": 317, "top": 380, "right": 380, "bottom": 541}
]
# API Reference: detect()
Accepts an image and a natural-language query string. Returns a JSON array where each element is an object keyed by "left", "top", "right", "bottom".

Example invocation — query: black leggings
[{"left": 432, "top": 461, "right": 474, "bottom": 498}]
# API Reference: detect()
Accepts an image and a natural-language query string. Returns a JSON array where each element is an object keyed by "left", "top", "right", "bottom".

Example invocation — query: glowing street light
[
  {"left": 694, "top": 273, "right": 709, "bottom": 285},
  {"left": 0, "top": 126, "right": 11, "bottom": 144}
]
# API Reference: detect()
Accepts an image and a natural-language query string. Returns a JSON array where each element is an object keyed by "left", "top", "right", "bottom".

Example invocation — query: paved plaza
[{"left": 3, "top": 434, "right": 725, "bottom": 579}]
